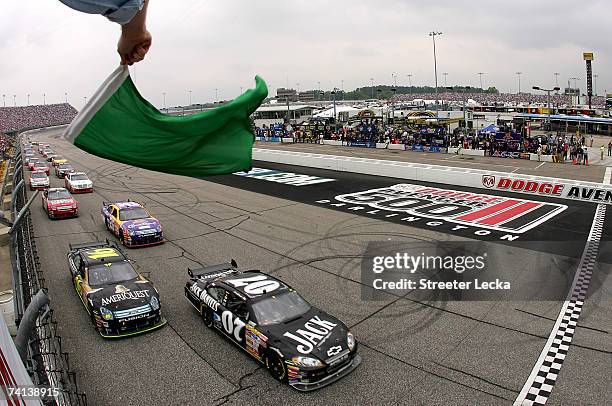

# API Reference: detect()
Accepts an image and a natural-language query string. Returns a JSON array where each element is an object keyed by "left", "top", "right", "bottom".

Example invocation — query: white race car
[{"left": 65, "top": 172, "right": 93, "bottom": 193}]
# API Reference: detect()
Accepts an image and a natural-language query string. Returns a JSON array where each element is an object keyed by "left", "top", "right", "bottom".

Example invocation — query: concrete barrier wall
[
  {"left": 253, "top": 148, "right": 612, "bottom": 205},
  {"left": 447, "top": 148, "right": 485, "bottom": 157}
]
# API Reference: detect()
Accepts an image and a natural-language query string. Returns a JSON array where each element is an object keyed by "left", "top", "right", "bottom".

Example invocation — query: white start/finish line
[
  {"left": 253, "top": 148, "right": 612, "bottom": 206},
  {"left": 513, "top": 167, "right": 610, "bottom": 406}
]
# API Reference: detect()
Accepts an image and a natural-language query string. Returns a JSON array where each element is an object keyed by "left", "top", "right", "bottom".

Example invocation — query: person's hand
[{"left": 118, "top": 29, "right": 152, "bottom": 66}]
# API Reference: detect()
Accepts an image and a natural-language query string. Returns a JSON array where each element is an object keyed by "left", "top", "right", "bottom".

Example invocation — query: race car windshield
[
  {"left": 32, "top": 173, "right": 47, "bottom": 179},
  {"left": 119, "top": 208, "right": 149, "bottom": 221},
  {"left": 251, "top": 291, "right": 311, "bottom": 326},
  {"left": 71, "top": 174, "right": 88, "bottom": 181},
  {"left": 59, "top": 165, "right": 73, "bottom": 170},
  {"left": 48, "top": 190, "right": 71, "bottom": 200},
  {"left": 88, "top": 262, "right": 139, "bottom": 286}
]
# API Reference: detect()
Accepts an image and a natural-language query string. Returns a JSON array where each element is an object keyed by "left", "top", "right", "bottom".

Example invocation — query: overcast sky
[{"left": 2, "top": 0, "right": 611, "bottom": 109}]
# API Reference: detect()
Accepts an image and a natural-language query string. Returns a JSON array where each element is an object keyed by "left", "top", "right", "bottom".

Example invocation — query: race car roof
[
  {"left": 219, "top": 271, "right": 291, "bottom": 299},
  {"left": 80, "top": 246, "right": 126, "bottom": 267},
  {"left": 114, "top": 202, "right": 142, "bottom": 209}
]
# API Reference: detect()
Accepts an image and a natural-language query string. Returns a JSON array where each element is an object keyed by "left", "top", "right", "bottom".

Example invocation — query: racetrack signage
[
  {"left": 317, "top": 183, "right": 567, "bottom": 240},
  {"left": 484, "top": 175, "right": 612, "bottom": 204},
  {"left": 234, "top": 167, "right": 335, "bottom": 186}
]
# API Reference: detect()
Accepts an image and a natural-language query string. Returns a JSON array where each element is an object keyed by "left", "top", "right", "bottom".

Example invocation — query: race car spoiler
[
  {"left": 68, "top": 239, "right": 118, "bottom": 251},
  {"left": 188, "top": 259, "right": 238, "bottom": 279}
]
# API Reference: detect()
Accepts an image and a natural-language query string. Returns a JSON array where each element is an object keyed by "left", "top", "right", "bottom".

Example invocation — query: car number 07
[
  {"left": 226, "top": 275, "right": 280, "bottom": 295},
  {"left": 222, "top": 311, "right": 245, "bottom": 342}
]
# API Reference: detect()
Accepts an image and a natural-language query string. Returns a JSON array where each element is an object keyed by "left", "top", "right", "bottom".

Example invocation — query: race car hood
[
  {"left": 261, "top": 308, "right": 350, "bottom": 362},
  {"left": 87, "top": 280, "right": 157, "bottom": 311},
  {"left": 121, "top": 218, "right": 160, "bottom": 233},
  {"left": 48, "top": 198, "right": 76, "bottom": 208}
]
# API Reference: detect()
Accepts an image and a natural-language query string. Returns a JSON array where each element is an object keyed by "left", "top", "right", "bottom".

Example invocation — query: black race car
[
  {"left": 185, "top": 261, "right": 361, "bottom": 391},
  {"left": 67, "top": 241, "right": 166, "bottom": 338}
]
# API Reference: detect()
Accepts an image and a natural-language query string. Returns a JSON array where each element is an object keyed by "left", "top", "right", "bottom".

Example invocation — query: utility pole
[{"left": 429, "top": 31, "right": 443, "bottom": 119}]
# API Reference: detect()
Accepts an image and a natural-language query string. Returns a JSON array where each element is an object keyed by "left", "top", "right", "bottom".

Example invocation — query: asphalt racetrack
[{"left": 27, "top": 128, "right": 611, "bottom": 405}]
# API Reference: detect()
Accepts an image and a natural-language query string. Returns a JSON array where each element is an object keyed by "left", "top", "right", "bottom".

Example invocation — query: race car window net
[
  {"left": 88, "top": 262, "right": 139, "bottom": 287},
  {"left": 48, "top": 190, "right": 71, "bottom": 200},
  {"left": 251, "top": 291, "right": 311, "bottom": 326},
  {"left": 119, "top": 208, "right": 149, "bottom": 221}
]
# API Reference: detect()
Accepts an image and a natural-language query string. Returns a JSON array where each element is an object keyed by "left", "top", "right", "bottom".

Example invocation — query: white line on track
[
  {"left": 514, "top": 166, "right": 611, "bottom": 406},
  {"left": 535, "top": 162, "right": 546, "bottom": 170}
]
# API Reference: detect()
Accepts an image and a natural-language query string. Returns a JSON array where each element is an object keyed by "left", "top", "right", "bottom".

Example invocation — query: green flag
[{"left": 64, "top": 66, "right": 267, "bottom": 176}]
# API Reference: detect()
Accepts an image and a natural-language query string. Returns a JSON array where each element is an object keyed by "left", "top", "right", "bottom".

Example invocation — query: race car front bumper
[
  {"left": 289, "top": 353, "right": 362, "bottom": 392},
  {"left": 69, "top": 187, "right": 93, "bottom": 193},
  {"left": 48, "top": 208, "right": 78, "bottom": 218},
  {"left": 125, "top": 232, "right": 164, "bottom": 247},
  {"left": 98, "top": 313, "right": 167, "bottom": 339}
]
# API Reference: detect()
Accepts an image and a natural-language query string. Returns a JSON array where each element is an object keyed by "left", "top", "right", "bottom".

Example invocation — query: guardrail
[{"left": 8, "top": 137, "right": 87, "bottom": 405}]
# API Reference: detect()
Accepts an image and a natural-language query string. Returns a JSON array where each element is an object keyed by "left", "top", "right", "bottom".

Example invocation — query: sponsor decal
[
  {"left": 318, "top": 183, "right": 566, "bottom": 239},
  {"left": 189, "top": 283, "right": 220, "bottom": 311},
  {"left": 245, "top": 324, "right": 268, "bottom": 359},
  {"left": 235, "top": 167, "right": 334, "bottom": 187},
  {"left": 86, "top": 248, "right": 120, "bottom": 260},
  {"left": 226, "top": 274, "right": 281, "bottom": 296},
  {"left": 101, "top": 289, "right": 150, "bottom": 306},
  {"left": 197, "top": 269, "right": 236, "bottom": 280},
  {"left": 327, "top": 345, "right": 342, "bottom": 357},
  {"left": 283, "top": 316, "right": 338, "bottom": 354},
  {"left": 489, "top": 176, "right": 612, "bottom": 204},
  {"left": 482, "top": 175, "right": 495, "bottom": 189},
  {"left": 115, "top": 285, "right": 129, "bottom": 294}
]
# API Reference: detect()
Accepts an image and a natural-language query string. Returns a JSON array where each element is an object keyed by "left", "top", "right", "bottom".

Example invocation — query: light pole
[
  {"left": 188, "top": 90, "right": 192, "bottom": 106},
  {"left": 477, "top": 72, "right": 485, "bottom": 89},
  {"left": 162, "top": 92, "right": 166, "bottom": 110},
  {"left": 27, "top": 94, "right": 30, "bottom": 106},
  {"left": 331, "top": 88, "right": 339, "bottom": 134},
  {"left": 13, "top": 95, "right": 16, "bottom": 107},
  {"left": 83, "top": 96, "right": 87, "bottom": 105},
  {"left": 407, "top": 74, "right": 413, "bottom": 89},
  {"left": 442, "top": 73, "right": 448, "bottom": 87},
  {"left": 65, "top": 92, "right": 68, "bottom": 103},
  {"left": 341, "top": 80, "right": 344, "bottom": 100},
  {"left": 554, "top": 72, "right": 560, "bottom": 88},
  {"left": 2, "top": 94, "right": 5, "bottom": 107},
  {"left": 43, "top": 93, "right": 46, "bottom": 105},
  {"left": 215, "top": 88, "right": 219, "bottom": 103},
  {"left": 392, "top": 72, "right": 397, "bottom": 87},
  {"left": 370, "top": 78, "right": 374, "bottom": 98},
  {"left": 428, "top": 31, "right": 443, "bottom": 119},
  {"left": 515, "top": 72, "right": 523, "bottom": 94},
  {"left": 533, "top": 85, "right": 560, "bottom": 126},
  {"left": 570, "top": 77, "right": 580, "bottom": 105}
]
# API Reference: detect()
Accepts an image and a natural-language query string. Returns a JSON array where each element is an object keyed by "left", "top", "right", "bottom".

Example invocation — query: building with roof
[{"left": 513, "top": 113, "right": 612, "bottom": 136}]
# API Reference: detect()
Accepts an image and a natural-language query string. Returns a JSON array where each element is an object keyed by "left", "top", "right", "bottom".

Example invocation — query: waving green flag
[{"left": 64, "top": 66, "right": 267, "bottom": 176}]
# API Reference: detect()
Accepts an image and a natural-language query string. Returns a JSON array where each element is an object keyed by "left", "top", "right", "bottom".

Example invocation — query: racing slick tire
[
  {"left": 265, "top": 352, "right": 286, "bottom": 383},
  {"left": 202, "top": 307, "right": 214, "bottom": 328}
]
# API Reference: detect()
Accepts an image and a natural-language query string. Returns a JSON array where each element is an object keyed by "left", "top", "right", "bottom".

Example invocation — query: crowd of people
[
  {"left": 256, "top": 118, "right": 607, "bottom": 164},
  {"left": 0, "top": 104, "right": 78, "bottom": 133},
  {"left": 392, "top": 92, "right": 606, "bottom": 108}
]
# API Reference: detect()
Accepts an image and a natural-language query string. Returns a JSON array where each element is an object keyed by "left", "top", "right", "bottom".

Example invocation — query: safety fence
[{"left": 8, "top": 138, "right": 87, "bottom": 405}]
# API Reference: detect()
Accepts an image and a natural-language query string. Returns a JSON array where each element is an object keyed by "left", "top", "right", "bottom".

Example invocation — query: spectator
[
  {"left": 0, "top": 104, "right": 78, "bottom": 133},
  {"left": 608, "top": 141, "right": 611, "bottom": 157}
]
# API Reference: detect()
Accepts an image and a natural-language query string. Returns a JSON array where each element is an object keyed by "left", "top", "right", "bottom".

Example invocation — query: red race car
[
  {"left": 42, "top": 188, "right": 79, "bottom": 219},
  {"left": 32, "top": 162, "right": 50, "bottom": 175}
]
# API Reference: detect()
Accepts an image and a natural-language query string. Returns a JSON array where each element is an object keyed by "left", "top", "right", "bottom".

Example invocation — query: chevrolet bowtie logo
[{"left": 327, "top": 345, "right": 342, "bottom": 357}]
